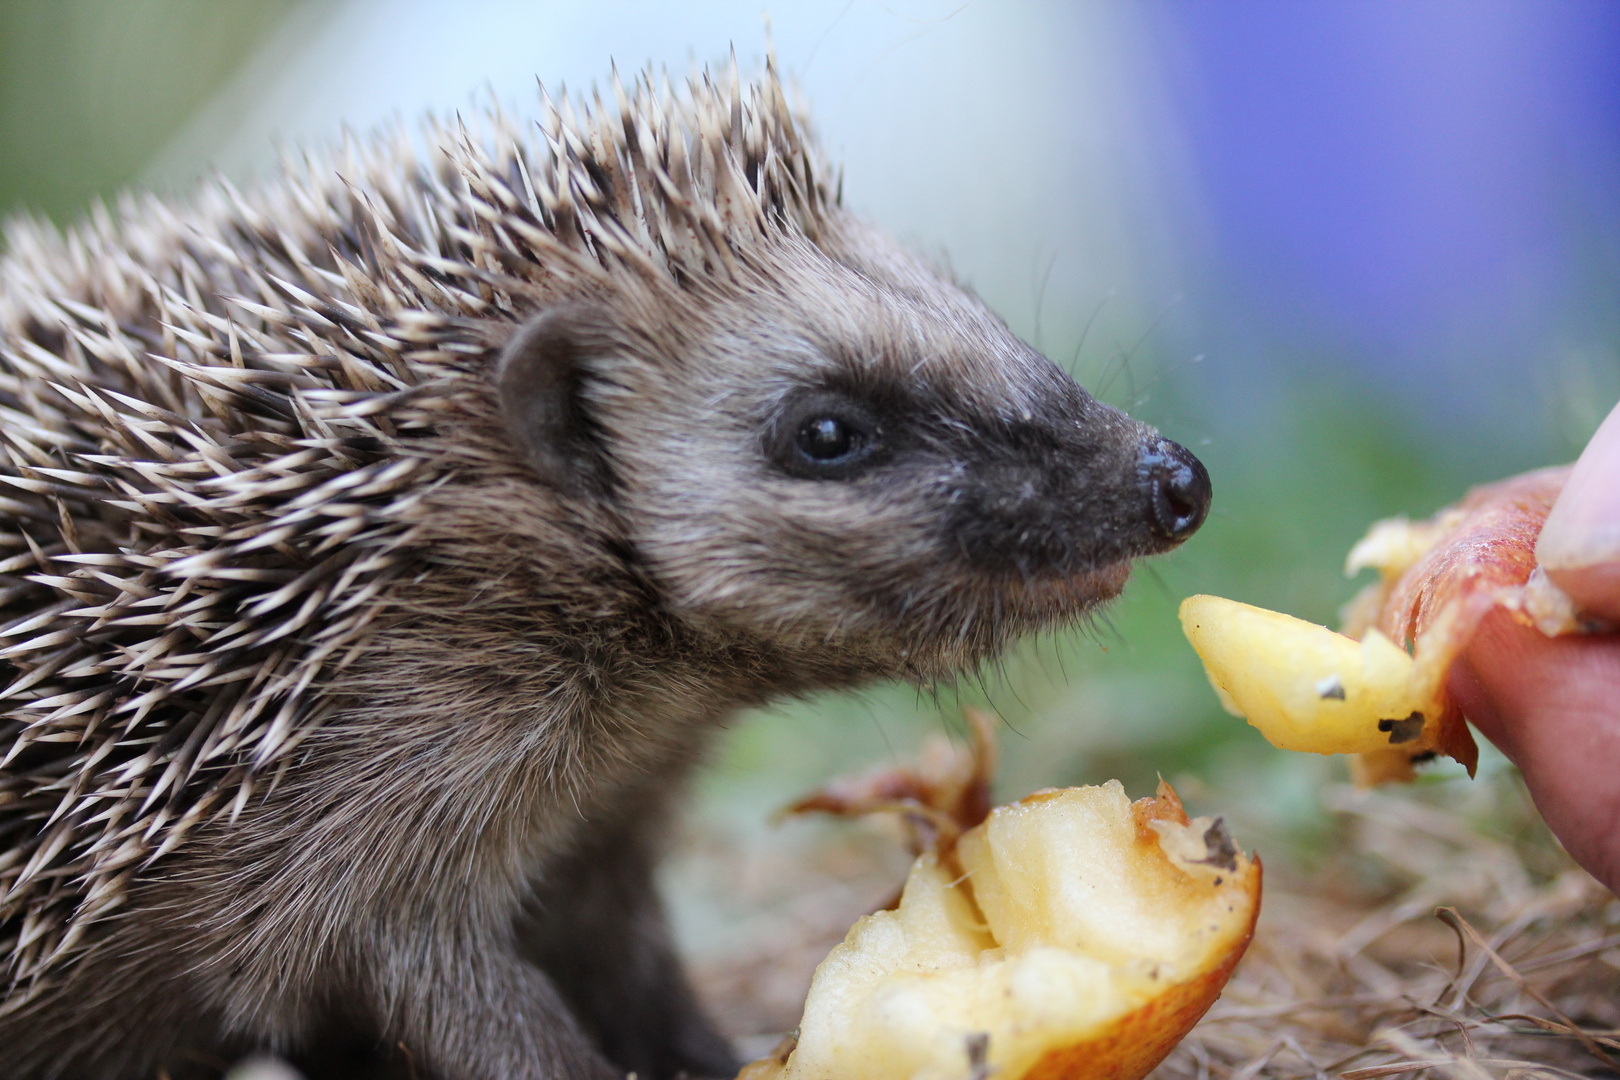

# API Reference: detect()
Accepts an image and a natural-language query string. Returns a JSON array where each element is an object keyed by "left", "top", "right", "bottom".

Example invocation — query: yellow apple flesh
[
  {"left": 1179, "top": 594, "right": 1445, "bottom": 758},
  {"left": 743, "top": 781, "right": 1260, "bottom": 1080}
]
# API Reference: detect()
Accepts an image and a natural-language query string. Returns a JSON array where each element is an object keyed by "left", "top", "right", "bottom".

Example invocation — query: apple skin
[{"left": 1020, "top": 855, "right": 1259, "bottom": 1080}]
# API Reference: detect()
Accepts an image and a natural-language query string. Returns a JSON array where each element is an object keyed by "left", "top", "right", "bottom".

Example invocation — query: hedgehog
[{"left": 0, "top": 59, "right": 1211, "bottom": 1080}]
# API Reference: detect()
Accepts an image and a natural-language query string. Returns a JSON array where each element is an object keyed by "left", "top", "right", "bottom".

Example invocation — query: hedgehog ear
[{"left": 497, "top": 306, "right": 613, "bottom": 495}]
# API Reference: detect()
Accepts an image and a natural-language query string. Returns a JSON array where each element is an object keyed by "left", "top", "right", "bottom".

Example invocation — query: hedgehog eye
[
  {"left": 798, "top": 416, "right": 855, "bottom": 461},
  {"left": 769, "top": 390, "right": 886, "bottom": 480}
]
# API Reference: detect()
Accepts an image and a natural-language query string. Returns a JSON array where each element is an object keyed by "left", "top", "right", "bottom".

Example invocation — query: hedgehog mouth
[
  {"left": 1051, "top": 558, "right": 1133, "bottom": 610},
  {"left": 880, "top": 558, "right": 1136, "bottom": 678},
  {"left": 962, "top": 557, "right": 1134, "bottom": 628},
  {"left": 1000, "top": 554, "right": 1134, "bottom": 596},
  {"left": 1078, "top": 559, "right": 1133, "bottom": 598}
]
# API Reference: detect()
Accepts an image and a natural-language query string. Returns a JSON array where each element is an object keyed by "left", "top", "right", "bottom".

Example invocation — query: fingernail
[{"left": 1538, "top": 399, "right": 1620, "bottom": 619}]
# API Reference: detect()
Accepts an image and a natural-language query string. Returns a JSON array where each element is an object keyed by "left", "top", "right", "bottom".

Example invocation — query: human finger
[
  {"left": 1450, "top": 609, "right": 1620, "bottom": 894},
  {"left": 1538, "top": 399, "right": 1620, "bottom": 622}
]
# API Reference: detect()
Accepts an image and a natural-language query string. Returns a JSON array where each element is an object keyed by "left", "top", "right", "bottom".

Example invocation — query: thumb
[{"left": 1538, "top": 399, "right": 1620, "bottom": 621}]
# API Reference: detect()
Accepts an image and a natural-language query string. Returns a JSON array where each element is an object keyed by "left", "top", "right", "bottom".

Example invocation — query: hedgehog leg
[
  {"left": 517, "top": 807, "right": 740, "bottom": 1080},
  {"left": 380, "top": 944, "right": 620, "bottom": 1080}
]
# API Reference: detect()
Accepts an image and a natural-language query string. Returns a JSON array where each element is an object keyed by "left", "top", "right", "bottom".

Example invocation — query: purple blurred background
[{"left": 1157, "top": 0, "right": 1620, "bottom": 453}]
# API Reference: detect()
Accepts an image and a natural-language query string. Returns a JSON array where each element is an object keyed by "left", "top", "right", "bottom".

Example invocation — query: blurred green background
[
  {"left": 2, "top": 0, "right": 1613, "bottom": 870},
  {"left": 0, "top": 0, "right": 298, "bottom": 222}
]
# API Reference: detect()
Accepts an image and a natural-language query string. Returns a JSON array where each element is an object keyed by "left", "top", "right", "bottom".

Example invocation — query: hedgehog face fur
[
  {"left": 0, "top": 61, "right": 1208, "bottom": 1080},
  {"left": 508, "top": 223, "right": 1202, "bottom": 681}
]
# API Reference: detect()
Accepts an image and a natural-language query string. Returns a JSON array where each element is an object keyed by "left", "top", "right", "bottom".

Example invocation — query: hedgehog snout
[{"left": 1138, "top": 436, "right": 1211, "bottom": 545}]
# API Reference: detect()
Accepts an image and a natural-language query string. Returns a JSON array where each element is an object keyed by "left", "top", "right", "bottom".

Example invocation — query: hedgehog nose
[{"left": 1140, "top": 436, "right": 1211, "bottom": 542}]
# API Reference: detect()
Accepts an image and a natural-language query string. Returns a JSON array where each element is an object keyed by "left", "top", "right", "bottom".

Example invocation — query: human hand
[{"left": 1450, "top": 400, "right": 1620, "bottom": 893}]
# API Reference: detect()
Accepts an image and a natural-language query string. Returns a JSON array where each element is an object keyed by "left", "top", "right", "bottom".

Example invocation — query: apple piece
[
  {"left": 1179, "top": 466, "right": 1573, "bottom": 782},
  {"left": 744, "top": 781, "right": 1260, "bottom": 1080},
  {"left": 1179, "top": 595, "right": 1441, "bottom": 757}
]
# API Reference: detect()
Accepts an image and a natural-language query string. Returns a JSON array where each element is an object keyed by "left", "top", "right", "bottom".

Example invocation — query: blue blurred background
[
  {"left": 1162, "top": 0, "right": 1620, "bottom": 458},
  {"left": 3, "top": 0, "right": 1616, "bottom": 933}
]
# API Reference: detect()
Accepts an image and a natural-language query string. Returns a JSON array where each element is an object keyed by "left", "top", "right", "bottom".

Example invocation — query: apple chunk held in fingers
[{"left": 1181, "top": 466, "right": 1574, "bottom": 784}]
